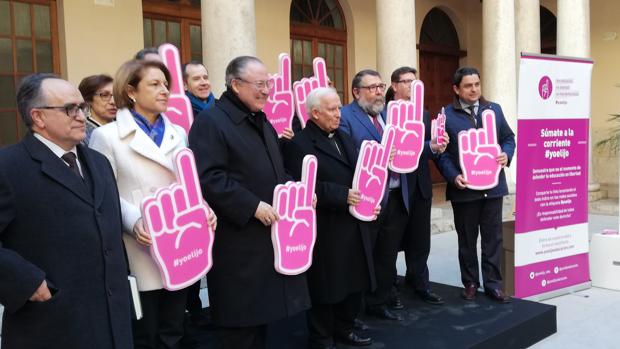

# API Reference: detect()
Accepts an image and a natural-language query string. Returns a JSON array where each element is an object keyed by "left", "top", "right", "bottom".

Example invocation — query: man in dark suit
[
  {"left": 389, "top": 67, "right": 447, "bottom": 305},
  {"left": 182, "top": 60, "right": 214, "bottom": 328},
  {"left": 188, "top": 56, "right": 310, "bottom": 349},
  {"left": 283, "top": 87, "right": 376, "bottom": 349},
  {"left": 436, "top": 67, "right": 515, "bottom": 303},
  {"left": 0, "top": 74, "right": 132, "bottom": 348},
  {"left": 339, "top": 69, "right": 406, "bottom": 321}
]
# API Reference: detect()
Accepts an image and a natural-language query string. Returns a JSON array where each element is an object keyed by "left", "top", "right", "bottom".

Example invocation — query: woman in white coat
[{"left": 90, "top": 59, "right": 215, "bottom": 349}]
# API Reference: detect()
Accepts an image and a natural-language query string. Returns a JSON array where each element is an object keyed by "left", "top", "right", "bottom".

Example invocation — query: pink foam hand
[
  {"left": 271, "top": 155, "right": 318, "bottom": 275},
  {"left": 386, "top": 81, "right": 426, "bottom": 173},
  {"left": 293, "top": 57, "right": 329, "bottom": 128},
  {"left": 141, "top": 148, "right": 214, "bottom": 290},
  {"left": 350, "top": 126, "right": 396, "bottom": 221},
  {"left": 458, "top": 110, "right": 502, "bottom": 190},
  {"left": 264, "top": 53, "right": 295, "bottom": 137},
  {"left": 432, "top": 107, "right": 447, "bottom": 145},
  {"left": 159, "top": 44, "right": 194, "bottom": 135}
]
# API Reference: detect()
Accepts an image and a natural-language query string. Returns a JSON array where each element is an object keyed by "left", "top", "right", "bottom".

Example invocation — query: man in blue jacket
[
  {"left": 436, "top": 67, "right": 515, "bottom": 303},
  {"left": 340, "top": 69, "right": 406, "bottom": 321}
]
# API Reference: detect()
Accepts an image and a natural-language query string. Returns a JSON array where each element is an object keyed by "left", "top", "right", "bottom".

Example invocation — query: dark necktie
[
  {"left": 468, "top": 105, "right": 477, "bottom": 127},
  {"left": 371, "top": 115, "right": 383, "bottom": 137},
  {"left": 62, "top": 152, "right": 82, "bottom": 178}
]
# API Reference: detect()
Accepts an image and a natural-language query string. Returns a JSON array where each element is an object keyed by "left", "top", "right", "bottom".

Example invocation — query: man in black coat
[
  {"left": 389, "top": 67, "right": 447, "bottom": 305},
  {"left": 188, "top": 56, "right": 310, "bottom": 349},
  {"left": 0, "top": 74, "right": 132, "bottom": 349},
  {"left": 283, "top": 87, "right": 377, "bottom": 349}
]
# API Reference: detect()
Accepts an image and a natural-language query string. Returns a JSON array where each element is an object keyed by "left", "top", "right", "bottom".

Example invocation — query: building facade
[{"left": 0, "top": 0, "right": 618, "bottom": 195}]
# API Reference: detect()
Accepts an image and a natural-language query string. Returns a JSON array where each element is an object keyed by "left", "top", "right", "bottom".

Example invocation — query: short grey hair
[
  {"left": 306, "top": 87, "right": 339, "bottom": 115},
  {"left": 225, "top": 56, "right": 264, "bottom": 89},
  {"left": 17, "top": 73, "right": 59, "bottom": 129}
]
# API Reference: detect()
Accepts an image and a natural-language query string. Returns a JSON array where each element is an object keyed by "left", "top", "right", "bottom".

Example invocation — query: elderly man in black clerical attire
[
  {"left": 283, "top": 87, "right": 377, "bottom": 349},
  {"left": 188, "top": 56, "right": 310, "bottom": 349}
]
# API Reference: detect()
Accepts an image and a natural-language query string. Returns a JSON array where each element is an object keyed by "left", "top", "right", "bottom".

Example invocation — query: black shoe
[
  {"left": 366, "top": 306, "right": 403, "bottom": 321},
  {"left": 334, "top": 332, "right": 373, "bottom": 346},
  {"left": 353, "top": 318, "right": 369, "bottom": 331},
  {"left": 484, "top": 288, "right": 512, "bottom": 303},
  {"left": 189, "top": 310, "right": 213, "bottom": 328},
  {"left": 389, "top": 295, "right": 404, "bottom": 310},
  {"left": 415, "top": 289, "right": 444, "bottom": 305}
]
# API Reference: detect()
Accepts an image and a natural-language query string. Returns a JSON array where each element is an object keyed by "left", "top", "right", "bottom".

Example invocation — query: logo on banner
[
  {"left": 159, "top": 44, "right": 194, "bottom": 135},
  {"left": 264, "top": 53, "right": 295, "bottom": 137},
  {"left": 293, "top": 57, "right": 330, "bottom": 128},
  {"left": 458, "top": 110, "right": 501, "bottom": 190},
  {"left": 271, "top": 155, "right": 318, "bottom": 275},
  {"left": 350, "top": 126, "right": 395, "bottom": 221},
  {"left": 432, "top": 107, "right": 447, "bottom": 145},
  {"left": 538, "top": 76, "right": 553, "bottom": 100},
  {"left": 141, "top": 148, "right": 214, "bottom": 291},
  {"left": 386, "top": 80, "right": 425, "bottom": 173}
]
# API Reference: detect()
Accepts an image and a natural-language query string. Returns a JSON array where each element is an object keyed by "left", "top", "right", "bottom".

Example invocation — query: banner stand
[{"left": 515, "top": 52, "right": 593, "bottom": 299}]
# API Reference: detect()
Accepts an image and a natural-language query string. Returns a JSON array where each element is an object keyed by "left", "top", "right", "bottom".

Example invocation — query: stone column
[
  {"left": 483, "top": 0, "right": 518, "bottom": 193},
  {"left": 557, "top": 0, "right": 598, "bottom": 192},
  {"left": 516, "top": 0, "right": 541, "bottom": 56},
  {"left": 375, "top": 0, "right": 417, "bottom": 81},
  {"left": 201, "top": 0, "right": 257, "bottom": 96}
]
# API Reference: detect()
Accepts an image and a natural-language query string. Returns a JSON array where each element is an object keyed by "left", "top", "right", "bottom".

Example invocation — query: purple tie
[{"left": 372, "top": 115, "right": 383, "bottom": 137}]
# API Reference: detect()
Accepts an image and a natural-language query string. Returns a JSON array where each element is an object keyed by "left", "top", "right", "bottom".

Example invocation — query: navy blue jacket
[{"left": 436, "top": 97, "right": 515, "bottom": 202}]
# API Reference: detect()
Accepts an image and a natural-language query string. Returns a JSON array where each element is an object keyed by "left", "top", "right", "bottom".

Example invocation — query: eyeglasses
[
  {"left": 235, "top": 77, "right": 274, "bottom": 90},
  {"left": 397, "top": 79, "right": 415, "bottom": 85},
  {"left": 94, "top": 91, "right": 114, "bottom": 102},
  {"left": 357, "top": 83, "right": 386, "bottom": 93},
  {"left": 36, "top": 102, "right": 90, "bottom": 118}
]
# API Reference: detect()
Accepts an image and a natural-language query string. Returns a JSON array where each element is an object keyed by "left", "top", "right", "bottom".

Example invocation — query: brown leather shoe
[
  {"left": 485, "top": 288, "right": 512, "bottom": 303},
  {"left": 461, "top": 284, "right": 477, "bottom": 301}
]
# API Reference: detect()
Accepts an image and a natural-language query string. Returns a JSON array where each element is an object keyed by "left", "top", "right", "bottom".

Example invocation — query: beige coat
[{"left": 90, "top": 108, "right": 187, "bottom": 291}]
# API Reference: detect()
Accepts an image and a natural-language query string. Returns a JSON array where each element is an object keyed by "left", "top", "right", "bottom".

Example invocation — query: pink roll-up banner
[{"left": 515, "top": 53, "right": 593, "bottom": 299}]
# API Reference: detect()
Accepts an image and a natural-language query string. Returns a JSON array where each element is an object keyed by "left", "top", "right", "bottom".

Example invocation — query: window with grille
[
  {"left": 290, "top": 0, "right": 348, "bottom": 103},
  {"left": 142, "top": 0, "right": 202, "bottom": 63},
  {"left": 0, "top": 0, "right": 59, "bottom": 146}
]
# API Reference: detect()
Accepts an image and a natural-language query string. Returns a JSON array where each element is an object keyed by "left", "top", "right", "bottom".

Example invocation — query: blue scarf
[
  {"left": 186, "top": 91, "right": 215, "bottom": 117},
  {"left": 131, "top": 109, "right": 166, "bottom": 147}
]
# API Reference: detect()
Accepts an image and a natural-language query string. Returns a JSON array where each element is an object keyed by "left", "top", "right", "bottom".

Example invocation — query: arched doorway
[
  {"left": 419, "top": 7, "right": 463, "bottom": 116},
  {"left": 419, "top": 7, "right": 464, "bottom": 183},
  {"left": 290, "top": 0, "right": 348, "bottom": 102},
  {"left": 540, "top": 6, "right": 557, "bottom": 54}
]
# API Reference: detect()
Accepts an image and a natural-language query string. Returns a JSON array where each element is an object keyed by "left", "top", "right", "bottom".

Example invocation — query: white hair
[{"left": 305, "top": 87, "right": 339, "bottom": 115}]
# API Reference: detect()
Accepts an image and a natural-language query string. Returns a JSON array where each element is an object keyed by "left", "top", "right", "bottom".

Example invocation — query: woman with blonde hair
[{"left": 90, "top": 59, "right": 216, "bottom": 349}]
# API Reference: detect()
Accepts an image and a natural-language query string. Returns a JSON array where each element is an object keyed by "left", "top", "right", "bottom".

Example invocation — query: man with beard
[{"left": 339, "top": 70, "right": 407, "bottom": 321}]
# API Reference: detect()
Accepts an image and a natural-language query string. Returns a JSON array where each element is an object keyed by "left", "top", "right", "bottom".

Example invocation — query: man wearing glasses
[
  {"left": 189, "top": 56, "right": 310, "bottom": 349},
  {"left": 0, "top": 74, "right": 132, "bottom": 348},
  {"left": 390, "top": 66, "right": 447, "bottom": 306},
  {"left": 339, "top": 70, "right": 407, "bottom": 322}
]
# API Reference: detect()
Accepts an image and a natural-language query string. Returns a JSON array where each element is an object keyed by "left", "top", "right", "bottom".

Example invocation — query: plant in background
[{"left": 596, "top": 85, "right": 620, "bottom": 155}]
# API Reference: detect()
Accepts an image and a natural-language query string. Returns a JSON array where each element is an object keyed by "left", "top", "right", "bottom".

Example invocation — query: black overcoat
[
  {"left": 0, "top": 133, "right": 132, "bottom": 349},
  {"left": 188, "top": 91, "right": 310, "bottom": 327},
  {"left": 282, "top": 121, "right": 376, "bottom": 304}
]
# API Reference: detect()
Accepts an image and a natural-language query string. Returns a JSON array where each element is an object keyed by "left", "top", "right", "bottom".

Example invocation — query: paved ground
[{"left": 2, "top": 214, "right": 618, "bottom": 348}]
